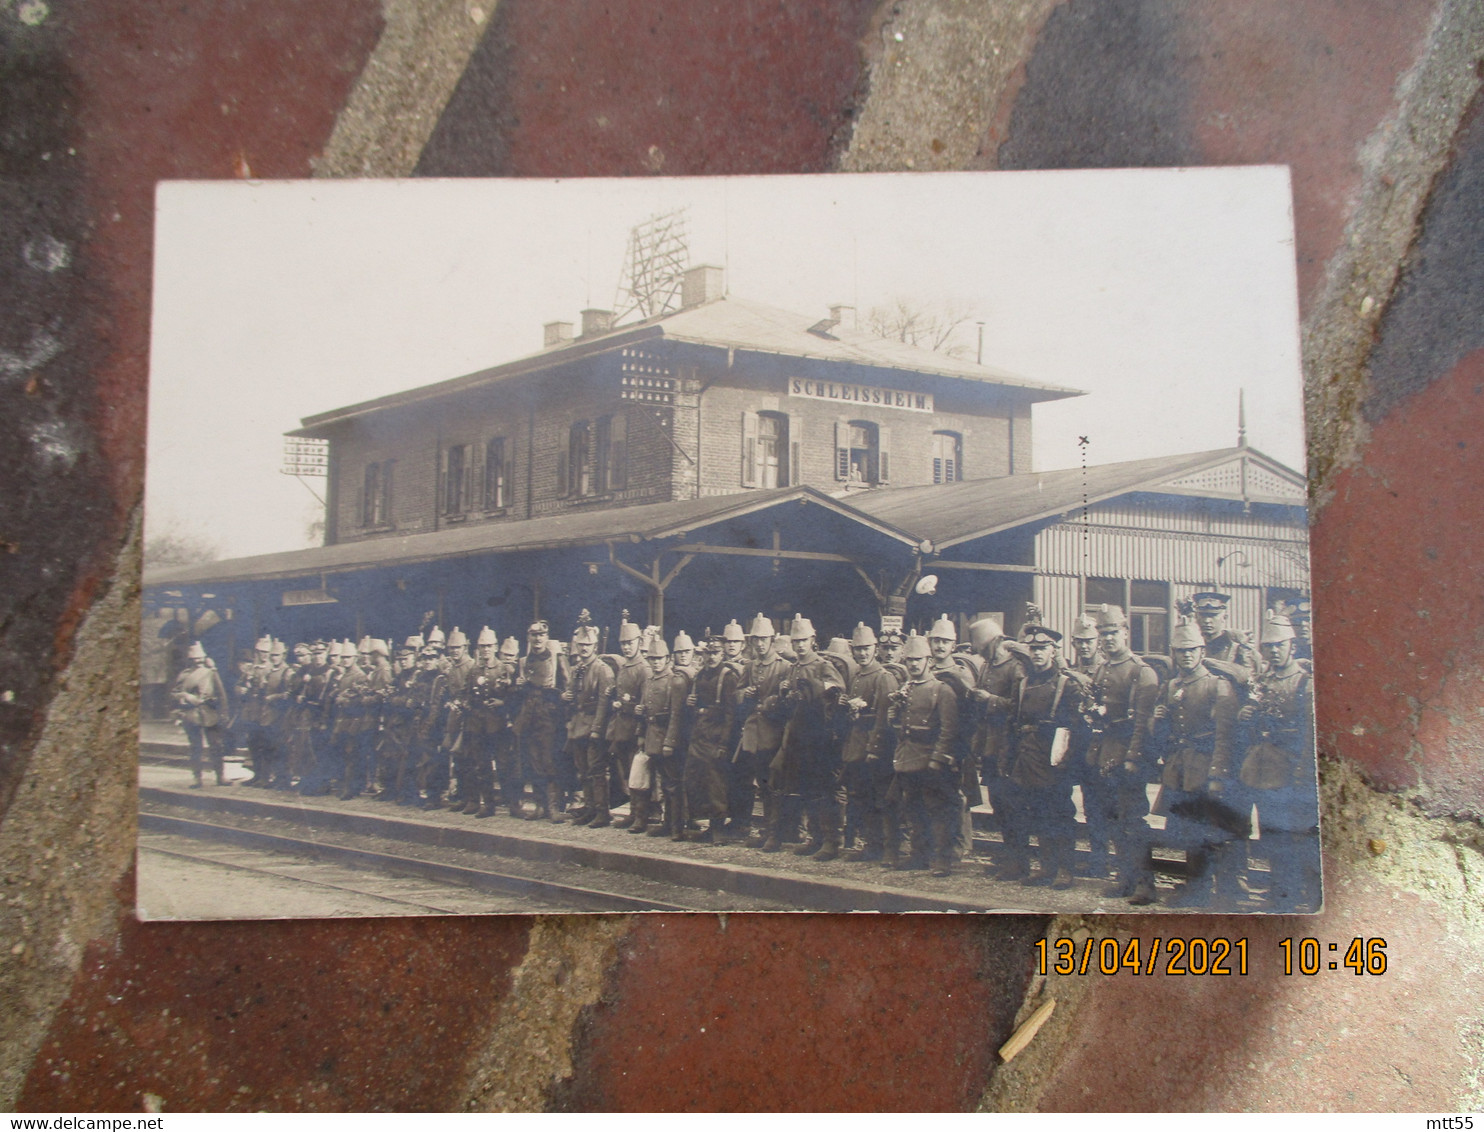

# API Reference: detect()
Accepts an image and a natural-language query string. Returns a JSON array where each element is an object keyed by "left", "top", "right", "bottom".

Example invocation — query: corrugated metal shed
[
  {"left": 144, "top": 485, "right": 918, "bottom": 588},
  {"left": 291, "top": 295, "right": 1083, "bottom": 433},
  {"left": 850, "top": 447, "right": 1305, "bottom": 549}
]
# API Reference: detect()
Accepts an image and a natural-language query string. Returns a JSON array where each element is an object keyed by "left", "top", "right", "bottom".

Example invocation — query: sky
[{"left": 148, "top": 168, "right": 1306, "bottom": 560}]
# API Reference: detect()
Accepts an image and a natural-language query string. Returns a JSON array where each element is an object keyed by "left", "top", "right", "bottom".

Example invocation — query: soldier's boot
[
  {"left": 928, "top": 811, "right": 955, "bottom": 876},
  {"left": 880, "top": 843, "right": 900, "bottom": 869},
  {"left": 545, "top": 781, "right": 568, "bottom": 823},
  {"left": 626, "top": 791, "right": 651, "bottom": 834},
  {"left": 792, "top": 804, "right": 824, "bottom": 856},
  {"left": 647, "top": 791, "right": 675, "bottom": 838},
  {"left": 814, "top": 802, "right": 842, "bottom": 862},
  {"left": 589, "top": 776, "right": 612, "bottom": 828},
  {"left": 524, "top": 783, "right": 551, "bottom": 821},
  {"left": 612, "top": 797, "right": 636, "bottom": 830},
  {"left": 748, "top": 791, "right": 780, "bottom": 849},
  {"left": 474, "top": 785, "right": 497, "bottom": 819},
  {"left": 845, "top": 812, "right": 884, "bottom": 862},
  {"left": 191, "top": 768, "right": 204, "bottom": 789},
  {"left": 506, "top": 787, "right": 525, "bottom": 819},
  {"left": 668, "top": 795, "right": 689, "bottom": 843}
]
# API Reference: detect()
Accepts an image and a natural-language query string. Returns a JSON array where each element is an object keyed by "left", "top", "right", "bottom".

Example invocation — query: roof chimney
[
  {"left": 580, "top": 309, "right": 614, "bottom": 338},
  {"left": 681, "top": 264, "right": 725, "bottom": 309},
  {"left": 543, "top": 320, "right": 575, "bottom": 348}
]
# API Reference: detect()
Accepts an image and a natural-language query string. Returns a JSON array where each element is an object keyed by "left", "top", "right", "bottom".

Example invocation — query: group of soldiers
[{"left": 167, "top": 589, "right": 1317, "bottom": 910}]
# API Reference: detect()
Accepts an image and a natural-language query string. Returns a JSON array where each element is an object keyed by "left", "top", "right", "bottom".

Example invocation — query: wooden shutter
[
  {"left": 558, "top": 428, "right": 570, "bottom": 497},
  {"left": 741, "top": 410, "right": 758, "bottom": 486},
  {"left": 834, "top": 420, "right": 849, "bottom": 481},
  {"left": 438, "top": 448, "right": 449, "bottom": 514},
  {"left": 788, "top": 414, "right": 802, "bottom": 488},
  {"left": 384, "top": 459, "right": 395, "bottom": 525},
  {"left": 878, "top": 425, "right": 892, "bottom": 484},
  {"left": 610, "top": 414, "right": 627, "bottom": 491},
  {"left": 357, "top": 468, "right": 367, "bottom": 528}
]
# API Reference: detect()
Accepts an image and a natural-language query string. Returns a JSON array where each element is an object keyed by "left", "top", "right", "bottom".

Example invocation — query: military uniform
[
  {"left": 377, "top": 642, "right": 424, "bottom": 804},
  {"left": 255, "top": 645, "right": 297, "bottom": 789},
  {"left": 888, "top": 632, "right": 961, "bottom": 875},
  {"left": 1148, "top": 619, "right": 1242, "bottom": 907},
  {"left": 1237, "top": 614, "right": 1318, "bottom": 910},
  {"left": 733, "top": 615, "right": 791, "bottom": 846},
  {"left": 564, "top": 627, "right": 616, "bottom": 826},
  {"left": 515, "top": 623, "right": 568, "bottom": 821},
  {"left": 463, "top": 636, "right": 521, "bottom": 816},
  {"left": 604, "top": 622, "right": 648, "bottom": 826},
  {"left": 439, "top": 630, "right": 480, "bottom": 810},
  {"left": 766, "top": 619, "right": 845, "bottom": 858},
  {"left": 839, "top": 624, "right": 899, "bottom": 862},
  {"left": 1000, "top": 627, "right": 1085, "bottom": 888},
  {"left": 632, "top": 638, "right": 689, "bottom": 839},
  {"left": 171, "top": 644, "right": 228, "bottom": 787},
  {"left": 293, "top": 645, "right": 338, "bottom": 795},
  {"left": 683, "top": 644, "right": 741, "bottom": 840},
  {"left": 1079, "top": 607, "right": 1160, "bottom": 901}
]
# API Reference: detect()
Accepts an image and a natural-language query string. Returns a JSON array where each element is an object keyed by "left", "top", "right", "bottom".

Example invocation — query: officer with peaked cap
[
  {"left": 887, "top": 631, "right": 960, "bottom": 875},
  {"left": 405, "top": 643, "right": 450, "bottom": 808},
  {"left": 292, "top": 638, "right": 338, "bottom": 795},
  {"left": 840, "top": 622, "right": 901, "bottom": 862},
  {"left": 605, "top": 617, "right": 649, "bottom": 827},
  {"left": 1148, "top": 615, "right": 1242, "bottom": 907},
  {"left": 1000, "top": 625, "right": 1085, "bottom": 889},
  {"left": 876, "top": 628, "right": 905, "bottom": 681},
  {"left": 339, "top": 636, "right": 390, "bottom": 799},
  {"left": 564, "top": 620, "right": 617, "bottom": 826},
  {"left": 767, "top": 616, "right": 846, "bottom": 859},
  {"left": 171, "top": 642, "right": 229, "bottom": 787},
  {"left": 514, "top": 619, "right": 569, "bottom": 822},
  {"left": 1236, "top": 613, "right": 1319, "bottom": 910},
  {"left": 375, "top": 637, "right": 425, "bottom": 804},
  {"left": 1191, "top": 590, "right": 1258, "bottom": 678},
  {"left": 732, "top": 613, "right": 792, "bottom": 846},
  {"left": 1080, "top": 605, "right": 1161, "bottom": 903}
]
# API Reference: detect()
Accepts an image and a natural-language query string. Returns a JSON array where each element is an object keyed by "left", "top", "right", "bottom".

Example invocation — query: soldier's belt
[{"left": 905, "top": 725, "right": 939, "bottom": 742}]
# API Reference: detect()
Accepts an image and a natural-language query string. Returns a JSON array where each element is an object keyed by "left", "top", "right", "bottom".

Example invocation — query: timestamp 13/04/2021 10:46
[{"left": 1034, "top": 937, "right": 1389, "bottom": 977}]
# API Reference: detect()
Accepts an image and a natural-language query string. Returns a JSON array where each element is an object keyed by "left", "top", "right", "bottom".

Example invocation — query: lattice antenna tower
[{"left": 613, "top": 208, "right": 689, "bottom": 322}]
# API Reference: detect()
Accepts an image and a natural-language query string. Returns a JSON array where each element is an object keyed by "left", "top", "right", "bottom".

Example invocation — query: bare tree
[
  {"left": 865, "top": 297, "right": 979, "bottom": 359},
  {"left": 144, "top": 519, "right": 220, "bottom": 570}
]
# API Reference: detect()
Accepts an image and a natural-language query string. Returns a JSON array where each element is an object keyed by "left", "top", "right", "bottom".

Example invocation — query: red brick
[
  {"left": 1036, "top": 859, "right": 1476, "bottom": 1111},
  {"left": 1315, "top": 348, "right": 1484, "bottom": 816},
  {"left": 559, "top": 913, "right": 1038, "bottom": 1111},
  {"left": 20, "top": 914, "right": 531, "bottom": 1112}
]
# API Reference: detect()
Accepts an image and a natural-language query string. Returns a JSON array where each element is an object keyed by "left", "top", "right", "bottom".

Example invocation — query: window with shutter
[
  {"left": 931, "top": 431, "right": 962, "bottom": 483},
  {"left": 567, "top": 421, "right": 593, "bottom": 497},
  {"left": 595, "top": 416, "right": 611, "bottom": 493},
  {"left": 834, "top": 421, "right": 850, "bottom": 481},
  {"left": 444, "top": 444, "right": 473, "bottom": 515},
  {"left": 758, "top": 412, "right": 787, "bottom": 488},
  {"left": 484, "top": 437, "right": 507, "bottom": 509},
  {"left": 608, "top": 413, "right": 627, "bottom": 491},
  {"left": 741, "top": 411, "right": 759, "bottom": 487}
]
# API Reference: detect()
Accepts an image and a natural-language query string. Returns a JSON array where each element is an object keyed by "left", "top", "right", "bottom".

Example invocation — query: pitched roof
[
  {"left": 849, "top": 447, "right": 1306, "bottom": 550},
  {"left": 144, "top": 486, "right": 919, "bottom": 588},
  {"left": 293, "top": 295, "right": 1082, "bottom": 433}
]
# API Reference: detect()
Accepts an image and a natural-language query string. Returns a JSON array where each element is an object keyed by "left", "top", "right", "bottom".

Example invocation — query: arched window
[
  {"left": 931, "top": 431, "right": 962, "bottom": 483},
  {"left": 836, "top": 420, "right": 889, "bottom": 484}
]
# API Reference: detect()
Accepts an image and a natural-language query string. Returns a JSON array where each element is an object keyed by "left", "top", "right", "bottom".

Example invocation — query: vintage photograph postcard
[{"left": 140, "top": 169, "right": 1316, "bottom": 918}]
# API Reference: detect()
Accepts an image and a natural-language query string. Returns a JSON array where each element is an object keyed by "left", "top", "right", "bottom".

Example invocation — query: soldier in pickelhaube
[
  {"left": 234, "top": 635, "right": 273, "bottom": 787},
  {"left": 683, "top": 632, "right": 741, "bottom": 843},
  {"left": 965, "top": 617, "right": 1021, "bottom": 876},
  {"left": 733, "top": 613, "right": 792, "bottom": 847},
  {"left": 514, "top": 620, "right": 569, "bottom": 822},
  {"left": 426, "top": 625, "right": 449, "bottom": 672},
  {"left": 1191, "top": 590, "right": 1259, "bottom": 678},
  {"left": 1068, "top": 615, "right": 1100, "bottom": 678},
  {"left": 670, "top": 631, "right": 699, "bottom": 680},
  {"left": 767, "top": 616, "right": 846, "bottom": 859},
  {"left": 1148, "top": 611, "right": 1243, "bottom": 907},
  {"left": 886, "top": 630, "right": 960, "bottom": 875},
  {"left": 563, "top": 613, "right": 616, "bottom": 826},
  {"left": 1000, "top": 624, "right": 1086, "bottom": 888},
  {"left": 376, "top": 635, "right": 425, "bottom": 804},
  {"left": 462, "top": 633, "right": 522, "bottom": 817},
  {"left": 839, "top": 622, "right": 900, "bottom": 863},
  {"left": 336, "top": 638, "right": 388, "bottom": 799},
  {"left": 293, "top": 639, "right": 338, "bottom": 795},
  {"left": 1237, "top": 612, "right": 1319, "bottom": 911},
  {"left": 258, "top": 639, "right": 296, "bottom": 790},
  {"left": 402, "top": 643, "right": 447, "bottom": 807},
  {"left": 625, "top": 635, "right": 687, "bottom": 840},
  {"left": 438, "top": 627, "right": 479, "bottom": 812},
  {"left": 171, "top": 641, "right": 229, "bottom": 787},
  {"left": 605, "top": 617, "right": 648, "bottom": 828},
  {"left": 926, "top": 614, "right": 981, "bottom": 857},
  {"left": 1081, "top": 605, "right": 1161, "bottom": 904}
]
